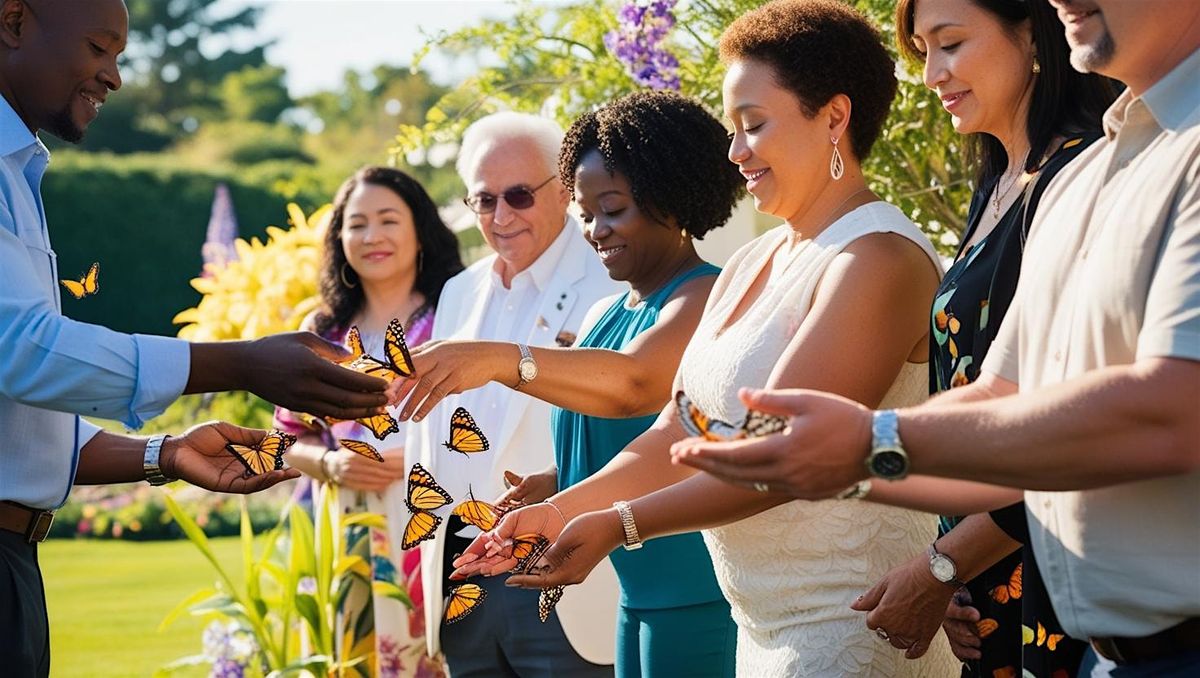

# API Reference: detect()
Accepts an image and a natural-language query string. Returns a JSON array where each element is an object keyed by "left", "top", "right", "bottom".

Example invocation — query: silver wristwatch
[
  {"left": 928, "top": 542, "right": 966, "bottom": 587},
  {"left": 516, "top": 343, "right": 538, "bottom": 388},
  {"left": 866, "top": 409, "right": 910, "bottom": 480},
  {"left": 143, "top": 434, "right": 173, "bottom": 486},
  {"left": 613, "top": 500, "right": 643, "bottom": 551}
]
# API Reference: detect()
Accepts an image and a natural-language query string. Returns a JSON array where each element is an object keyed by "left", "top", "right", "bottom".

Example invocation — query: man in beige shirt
[{"left": 666, "top": 0, "right": 1200, "bottom": 673}]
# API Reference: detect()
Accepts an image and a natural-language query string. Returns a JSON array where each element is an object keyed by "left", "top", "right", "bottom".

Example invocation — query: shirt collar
[
  {"left": 1104, "top": 46, "right": 1200, "bottom": 138},
  {"left": 489, "top": 215, "right": 576, "bottom": 292},
  {"left": 0, "top": 93, "right": 45, "bottom": 160}
]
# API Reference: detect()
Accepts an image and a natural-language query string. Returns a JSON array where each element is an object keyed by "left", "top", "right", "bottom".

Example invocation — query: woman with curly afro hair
[
  {"left": 454, "top": 1, "right": 959, "bottom": 675},
  {"left": 393, "top": 90, "right": 742, "bottom": 677}
]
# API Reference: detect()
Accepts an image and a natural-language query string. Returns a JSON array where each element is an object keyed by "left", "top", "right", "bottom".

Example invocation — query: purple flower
[
  {"left": 210, "top": 659, "right": 244, "bottom": 678},
  {"left": 605, "top": 0, "right": 681, "bottom": 91}
]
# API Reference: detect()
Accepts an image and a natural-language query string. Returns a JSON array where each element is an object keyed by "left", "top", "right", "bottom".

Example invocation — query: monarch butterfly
[
  {"left": 357, "top": 411, "right": 400, "bottom": 440},
  {"left": 444, "top": 583, "right": 487, "bottom": 624},
  {"left": 341, "top": 326, "right": 366, "bottom": 363},
  {"left": 345, "top": 318, "right": 415, "bottom": 381},
  {"left": 989, "top": 562, "right": 1023, "bottom": 604},
  {"left": 443, "top": 407, "right": 489, "bottom": 456},
  {"left": 1036, "top": 622, "right": 1065, "bottom": 651},
  {"left": 675, "top": 391, "right": 787, "bottom": 441},
  {"left": 226, "top": 429, "right": 297, "bottom": 477},
  {"left": 297, "top": 408, "right": 398, "bottom": 441},
  {"left": 402, "top": 463, "right": 452, "bottom": 550},
  {"left": 61, "top": 262, "right": 99, "bottom": 299},
  {"left": 338, "top": 438, "right": 383, "bottom": 463},
  {"left": 451, "top": 487, "right": 501, "bottom": 531},
  {"left": 507, "top": 532, "right": 564, "bottom": 623}
]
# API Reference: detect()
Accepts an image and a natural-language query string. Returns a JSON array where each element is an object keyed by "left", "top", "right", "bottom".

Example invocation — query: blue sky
[{"left": 210, "top": 1, "right": 542, "bottom": 96}]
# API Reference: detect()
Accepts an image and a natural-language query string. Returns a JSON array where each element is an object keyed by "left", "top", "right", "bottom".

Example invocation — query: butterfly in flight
[
  {"left": 344, "top": 319, "right": 415, "bottom": 381},
  {"left": 443, "top": 407, "right": 489, "bottom": 456},
  {"left": 444, "top": 583, "right": 487, "bottom": 624},
  {"left": 675, "top": 391, "right": 787, "bottom": 441},
  {"left": 61, "top": 262, "right": 100, "bottom": 299},
  {"left": 401, "top": 463, "right": 452, "bottom": 550},
  {"left": 337, "top": 438, "right": 384, "bottom": 463},
  {"left": 451, "top": 486, "right": 502, "bottom": 531},
  {"left": 225, "top": 429, "right": 297, "bottom": 477}
]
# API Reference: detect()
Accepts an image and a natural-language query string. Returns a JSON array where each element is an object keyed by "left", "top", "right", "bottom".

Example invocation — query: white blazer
[{"left": 405, "top": 220, "right": 622, "bottom": 663}]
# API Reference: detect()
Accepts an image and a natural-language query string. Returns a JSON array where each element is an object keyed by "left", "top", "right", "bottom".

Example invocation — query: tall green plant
[
  {"left": 394, "top": 0, "right": 971, "bottom": 253},
  {"left": 157, "top": 487, "right": 410, "bottom": 677}
]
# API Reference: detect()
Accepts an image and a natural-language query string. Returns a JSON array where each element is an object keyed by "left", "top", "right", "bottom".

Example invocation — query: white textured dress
[{"left": 677, "top": 203, "right": 959, "bottom": 676}]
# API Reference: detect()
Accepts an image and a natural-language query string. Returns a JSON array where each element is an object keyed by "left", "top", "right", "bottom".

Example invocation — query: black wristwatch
[{"left": 866, "top": 409, "right": 909, "bottom": 480}]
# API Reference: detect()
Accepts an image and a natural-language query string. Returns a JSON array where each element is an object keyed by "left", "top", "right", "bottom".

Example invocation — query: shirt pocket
[{"left": 22, "top": 241, "right": 61, "bottom": 306}]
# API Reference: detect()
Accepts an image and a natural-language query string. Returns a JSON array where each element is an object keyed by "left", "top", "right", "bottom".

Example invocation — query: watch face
[
  {"left": 930, "top": 554, "right": 957, "bottom": 582},
  {"left": 519, "top": 359, "right": 537, "bottom": 382},
  {"left": 870, "top": 448, "right": 908, "bottom": 479}
]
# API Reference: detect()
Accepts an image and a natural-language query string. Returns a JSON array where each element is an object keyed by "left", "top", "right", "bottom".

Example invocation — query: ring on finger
[{"left": 753, "top": 482, "right": 769, "bottom": 493}]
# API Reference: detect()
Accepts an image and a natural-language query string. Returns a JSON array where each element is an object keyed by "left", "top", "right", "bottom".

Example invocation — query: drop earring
[
  {"left": 1032, "top": 53, "right": 1041, "bottom": 74},
  {"left": 830, "top": 137, "right": 844, "bottom": 181},
  {"left": 340, "top": 262, "right": 358, "bottom": 288}
]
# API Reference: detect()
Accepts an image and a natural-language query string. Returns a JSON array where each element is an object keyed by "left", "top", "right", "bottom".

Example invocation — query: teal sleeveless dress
[{"left": 551, "top": 263, "right": 735, "bottom": 678}]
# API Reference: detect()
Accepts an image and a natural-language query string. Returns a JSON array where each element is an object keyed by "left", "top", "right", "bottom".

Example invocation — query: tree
[
  {"left": 395, "top": 0, "right": 971, "bottom": 252},
  {"left": 67, "top": 0, "right": 273, "bottom": 153}
]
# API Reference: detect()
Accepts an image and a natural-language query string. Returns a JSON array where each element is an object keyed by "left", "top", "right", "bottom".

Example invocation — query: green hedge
[{"left": 44, "top": 152, "right": 331, "bottom": 336}]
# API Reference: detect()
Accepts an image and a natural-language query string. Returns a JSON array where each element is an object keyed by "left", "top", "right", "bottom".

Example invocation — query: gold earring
[
  {"left": 1032, "top": 54, "right": 1041, "bottom": 74},
  {"left": 340, "top": 262, "right": 358, "bottom": 288},
  {"left": 830, "top": 137, "right": 844, "bottom": 181}
]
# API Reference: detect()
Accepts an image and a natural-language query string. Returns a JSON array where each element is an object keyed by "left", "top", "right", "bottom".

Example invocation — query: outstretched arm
[{"left": 395, "top": 275, "right": 716, "bottom": 421}]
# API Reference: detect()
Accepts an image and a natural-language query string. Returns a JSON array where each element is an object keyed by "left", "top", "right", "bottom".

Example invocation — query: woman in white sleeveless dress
[{"left": 452, "top": 1, "right": 959, "bottom": 674}]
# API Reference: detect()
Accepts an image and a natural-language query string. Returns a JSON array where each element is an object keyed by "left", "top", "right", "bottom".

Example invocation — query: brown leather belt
[
  {"left": 0, "top": 501, "right": 55, "bottom": 544},
  {"left": 1091, "top": 617, "right": 1200, "bottom": 665}
]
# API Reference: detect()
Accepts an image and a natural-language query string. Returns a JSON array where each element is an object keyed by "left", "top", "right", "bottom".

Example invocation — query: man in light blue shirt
[{"left": 0, "top": 2, "right": 398, "bottom": 674}]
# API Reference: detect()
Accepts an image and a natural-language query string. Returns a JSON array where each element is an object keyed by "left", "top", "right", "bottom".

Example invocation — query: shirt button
[{"left": 1044, "top": 499, "right": 1052, "bottom": 509}]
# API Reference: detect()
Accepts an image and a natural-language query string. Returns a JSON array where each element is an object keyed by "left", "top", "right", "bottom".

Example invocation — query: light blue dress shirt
[{"left": 0, "top": 96, "right": 190, "bottom": 509}]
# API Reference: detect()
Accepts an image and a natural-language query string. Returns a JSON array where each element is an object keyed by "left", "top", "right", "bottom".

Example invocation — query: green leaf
[
  {"left": 341, "top": 512, "right": 386, "bottom": 529},
  {"left": 266, "top": 655, "right": 333, "bottom": 678},
  {"left": 372, "top": 580, "right": 413, "bottom": 610},
  {"left": 162, "top": 492, "right": 239, "bottom": 596},
  {"left": 158, "top": 587, "right": 218, "bottom": 632}
]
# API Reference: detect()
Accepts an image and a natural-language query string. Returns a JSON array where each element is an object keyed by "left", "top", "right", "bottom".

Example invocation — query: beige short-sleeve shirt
[{"left": 982, "top": 48, "right": 1200, "bottom": 639}]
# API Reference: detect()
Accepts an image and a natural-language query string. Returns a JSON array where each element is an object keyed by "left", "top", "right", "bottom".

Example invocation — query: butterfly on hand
[
  {"left": 297, "top": 406, "right": 399, "bottom": 442},
  {"left": 675, "top": 391, "right": 787, "bottom": 441},
  {"left": 507, "top": 532, "right": 564, "bottom": 623},
  {"left": 343, "top": 319, "right": 415, "bottom": 381},
  {"left": 443, "top": 407, "right": 489, "bottom": 456},
  {"left": 402, "top": 463, "right": 452, "bottom": 550},
  {"left": 225, "top": 429, "right": 297, "bottom": 477},
  {"left": 444, "top": 583, "right": 486, "bottom": 624},
  {"left": 61, "top": 262, "right": 99, "bottom": 299},
  {"left": 451, "top": 486, "right": 502, "bottom": 531},
  {"left": 337, "top": 438, "right": 384, "bottom": 463}
]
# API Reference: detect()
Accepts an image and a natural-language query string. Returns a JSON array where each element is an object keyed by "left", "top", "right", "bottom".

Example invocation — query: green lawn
[{"left": 41, "top": 537, "right": 243, "bottom": 678}]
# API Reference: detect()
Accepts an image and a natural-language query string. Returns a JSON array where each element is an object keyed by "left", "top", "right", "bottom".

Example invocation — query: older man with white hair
[{"left": 404, "top": 112, "right": 620, "bottom": 676}]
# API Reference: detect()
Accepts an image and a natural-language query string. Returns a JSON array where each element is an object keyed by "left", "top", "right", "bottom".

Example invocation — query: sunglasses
[{"left": 463, "top": 175, "right": 557, "bottom": 214}]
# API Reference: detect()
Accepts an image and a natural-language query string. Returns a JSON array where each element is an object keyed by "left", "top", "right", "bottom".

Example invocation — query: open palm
[{"left": 165, "top": 421, "right": 300, "bottom": 494}]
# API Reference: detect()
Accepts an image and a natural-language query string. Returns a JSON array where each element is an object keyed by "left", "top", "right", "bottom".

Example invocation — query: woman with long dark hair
[
  {"left": 276, "top": 166, "right": 463, "bottom": 676},
  {"left": 844, "top": 1, "right": 1117, "bottom": 675}
]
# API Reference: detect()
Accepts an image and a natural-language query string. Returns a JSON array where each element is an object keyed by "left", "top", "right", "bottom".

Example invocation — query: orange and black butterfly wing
[
  {"left": 675, "top": 391, "right": 740, "bottom": 440},
  {"left": 356, "top": 411, "right": 400, "bottom": 440},
  {"left": 406, "top": 462, "right": 453, "bottom": 512},
  {"left": 338, "top": 438, "right": 384, "bottom": 463},
  {"left": 401, "top": 509, "right": 442, "bottom": 550},
  {"left": 742, "top": 409, "right": 788, "bottom": 438},
  {"left": 382, "top": 318, "right": 416, "bottom": 378},
  {"left": 341, "top": 325, "right": 365, "bottom": 363},
  {"left": 510, "top": 533, "right": 552, "bottom": 574},
  {"left": 348, "top": 355, "right": 402, "bottom": 382},
  {"left": 452, "top": 498, "right": 501, "bottom": 531},
  {"left": 443, "top": 407, "right": 489, "bottom": 455},
  {"left": 225, "top": 430, "right": 294, "bottom": 477},
  {"left": 444, "top": 583, "right": 487, "bottom": 624}
]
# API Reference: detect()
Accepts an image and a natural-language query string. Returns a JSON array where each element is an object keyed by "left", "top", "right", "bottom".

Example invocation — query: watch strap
[
  {"left": 613, "top": 500, "right": 643, "bottom": 551},
  {"left": 143, "top": 434, "right": 172, "bottom": 486}
]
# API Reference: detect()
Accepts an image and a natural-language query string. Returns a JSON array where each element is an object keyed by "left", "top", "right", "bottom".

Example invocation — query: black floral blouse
[{"left": 931, "top": 133, "right": 1100, "bottom": 678}]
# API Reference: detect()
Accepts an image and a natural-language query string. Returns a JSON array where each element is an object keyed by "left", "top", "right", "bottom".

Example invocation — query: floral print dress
[
  {"left": 278, "top": 306, "right": 446, "bottom": 678},
  {"left": 931, "top": 135, "right": 1098, "bottom": 678}
]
